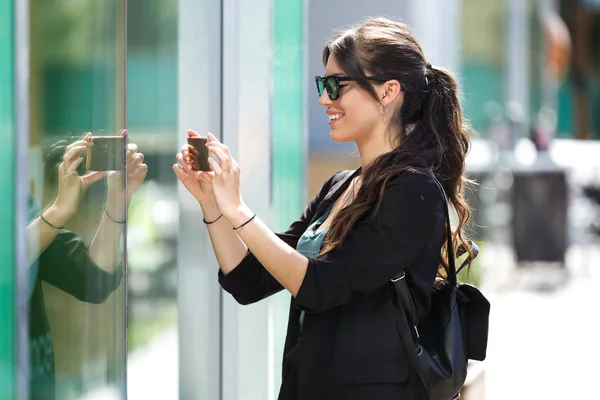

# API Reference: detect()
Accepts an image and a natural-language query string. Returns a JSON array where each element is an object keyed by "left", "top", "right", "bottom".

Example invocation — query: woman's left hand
[{"left": 205, "top": 132, "right": 245, "bottom": 218}]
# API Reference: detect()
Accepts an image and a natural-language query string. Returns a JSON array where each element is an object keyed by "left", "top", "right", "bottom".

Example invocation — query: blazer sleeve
[
  {"left": 218, "top": 171, "right": 347, "bottom": 305},
  {"left": 39, "top": 231, "right": 123, "bottom": 304},
  {"left": 294, "top": 172, "right": 442, "bottom": 313}
]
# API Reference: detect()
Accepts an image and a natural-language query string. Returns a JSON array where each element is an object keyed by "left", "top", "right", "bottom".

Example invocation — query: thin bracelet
[
  {"left": 233, "top": 214, "right": 256, "bottom": 231},
  {"left": 203, "top": 214, "right": 223, "bottom": 225},
  {"left": 39, "top": 213, "right": 64, "bottom": 230},
  {"left": 104, "top": 206, "right": 126, "bottom": 224}
]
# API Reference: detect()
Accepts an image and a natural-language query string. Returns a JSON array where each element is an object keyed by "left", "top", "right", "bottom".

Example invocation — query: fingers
[
  {"left": 206, "top": 132, "right": 218, "bottom": 142},
  {"left": 64, "top": 132, "right": 91, "bottom": 152},
  {"left": 176, "top": 152, "right": 191, "bottom": 171},
  {"left": 198, "top": 171, "right": 214, "bottom": 183},
  {"left": 65, "top": 137, "right": 92, "bottom": 153},
  {"left": 124, "top": 143, "right": 144, "bottom": 172},
  {"left": 173, "top": 160, "right": 212, "bottom": 184},
  {"left": 173, "top": 163, "right": 191, "bottom": 181},
  {"left": 126, "top": 143, "right": 139, "bottom": 162},
  {"left": 64, "top": 143, "right": 90, "bottom": 161},
  {"left": 120, "top": 129, "right": 128, "bottom": 138},
  {"left": 61, "top": 144, "right": 89, "bottom": 173},
  {"left": 207, "top": 145, "right": 231, "bottom": 173},
  {"left": 66, "top": 156, "right": 85, "bottom": 173},
  {"left": 180, "top": 143, "right": 190, "bottom": 160},
  {"left": 207, "top": 158, "right": 223, "bottom": 175},
  {"left": 205, "top": 135, "right": 231, "bottom": 158},
  {"left": 130, "top": 163, "right": 148, "bottom": 179},
  {"left": 188, "top": 129, "right": 201, "bottom": 138},
  {"left": 128, "top": 152, "right": 144, "bottom": 169},
  {"left": 81, "top": 171, "right": 107, "bottom": 188}
]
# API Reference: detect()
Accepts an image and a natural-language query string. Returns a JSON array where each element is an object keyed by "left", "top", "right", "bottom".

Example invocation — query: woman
[
  {"left": 174, "top": 17, "right": 472, "bottom": 400},
  {"left": 29, "top": 131, "right": 147, "bottom": 399}
]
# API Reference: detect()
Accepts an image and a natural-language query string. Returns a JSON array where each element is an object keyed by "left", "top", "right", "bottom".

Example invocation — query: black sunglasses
[{"left": 314, "top": 75, "right": 391, "bottom": 100}]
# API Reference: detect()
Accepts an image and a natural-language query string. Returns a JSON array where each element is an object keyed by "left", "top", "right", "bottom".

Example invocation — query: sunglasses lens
[
  {"left": 325, "top": 77, "right": 339, "bottom": 100},
  {"left": 316, "top": 78, "right": 325, "bottom": 98}
]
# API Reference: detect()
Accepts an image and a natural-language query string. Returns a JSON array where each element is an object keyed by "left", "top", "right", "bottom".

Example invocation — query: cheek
[
  {"left": 341, "top": 92, "right": 380, "bottom": 124},
  {"left": 344, "top": 102, "right": 379, "bottom": 129}
]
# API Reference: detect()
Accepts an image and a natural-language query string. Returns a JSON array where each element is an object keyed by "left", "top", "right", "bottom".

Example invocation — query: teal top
[{"left": 296, "top": 207, "right": 332, "bottom": 330}]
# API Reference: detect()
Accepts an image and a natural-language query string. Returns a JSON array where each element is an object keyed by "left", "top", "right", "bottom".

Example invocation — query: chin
[{"left": 329, "top": 129, "right": 356, "bottom": 143}]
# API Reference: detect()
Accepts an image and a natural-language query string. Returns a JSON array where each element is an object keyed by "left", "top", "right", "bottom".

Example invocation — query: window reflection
[
  {"left": 28, "top": 131, "right": 147, "bottom": 399},
  {"left": 27, "top": 0, "right": 131, "bottom": 398}
]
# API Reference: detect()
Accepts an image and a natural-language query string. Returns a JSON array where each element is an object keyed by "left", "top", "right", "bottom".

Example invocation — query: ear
[{"left": 380, "top": 79, "right": 403, "bottom": 107}]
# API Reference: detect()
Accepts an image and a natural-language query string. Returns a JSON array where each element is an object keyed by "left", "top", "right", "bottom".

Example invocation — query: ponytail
[{"left": 420, "top": 65, "right": 475, "bottom": 277}]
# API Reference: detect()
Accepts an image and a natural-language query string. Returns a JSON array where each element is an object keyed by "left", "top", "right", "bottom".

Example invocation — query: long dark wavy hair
[{"left": 320, "top": 17, "right": 474, "bottom": 278}]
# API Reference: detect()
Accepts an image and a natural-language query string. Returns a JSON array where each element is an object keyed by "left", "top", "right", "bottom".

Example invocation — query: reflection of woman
[
  {"left": 175, "top": 18, "right": 473, "bottom": 400},
  {"left": 29, "top": 132, "right": 147, "bottom": 400}
]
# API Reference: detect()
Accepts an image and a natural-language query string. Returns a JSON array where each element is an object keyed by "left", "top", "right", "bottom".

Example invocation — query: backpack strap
[
  {"left": 391, "top": 170, "right": 453, "bottom": 400},
  {"left": 392, "top": 272, "right": 430, "bottom": 400}
]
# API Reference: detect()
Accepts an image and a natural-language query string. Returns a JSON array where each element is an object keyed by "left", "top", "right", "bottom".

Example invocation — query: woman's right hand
[
  {"left": 48, "top": 133, "right": 106, "bottom": 224},
  {"left": 173, "top": 129, "right": 217, "bottom": 208}
]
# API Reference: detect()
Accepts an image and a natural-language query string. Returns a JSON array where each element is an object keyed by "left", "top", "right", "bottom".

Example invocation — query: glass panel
[
  {"left": 270, "top": 0, "right": 305, "bottom": 395},
  {"left": 461, "top": 0, "right": 507, "bottom": 134},
  {"left": 125, "top": 0, "right": 179, "bottom": 398},
  {"left": 0, "top": 0, "right": 16, "bottom": 397},
  {"left": 27, "top": 0, "right": 129, "bottom": 398}
]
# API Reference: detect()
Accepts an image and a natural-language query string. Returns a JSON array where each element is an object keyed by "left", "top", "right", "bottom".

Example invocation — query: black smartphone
[
  {"left": 86, "top": 136, "right": 127, "bottom": 171},
  {"left": 187, "top": 137, "right": 212, "bottom": 171}
]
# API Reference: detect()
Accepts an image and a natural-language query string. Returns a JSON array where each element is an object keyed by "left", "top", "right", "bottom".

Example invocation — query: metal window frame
[
  {"left": 177, "top": 0, "right": 224, "bottom": 398},
  {"left": 14, "top": 0, "right": 30, "bottom": 396},
  {"left": 220, "top": 0, "right": 273, "bottom": 399}
]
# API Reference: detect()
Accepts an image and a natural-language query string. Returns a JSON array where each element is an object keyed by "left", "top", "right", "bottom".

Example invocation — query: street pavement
[{"left": 481, "top": 243, "right": 600, "bottom": 400}]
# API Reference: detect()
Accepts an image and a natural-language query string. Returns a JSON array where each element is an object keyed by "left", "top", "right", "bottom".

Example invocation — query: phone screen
[
  {"left": 187, "top": 137, "right": 212, "bottom": 171},
  {"left": 86, "top": 136, "right": 127, "bottom": 171}
]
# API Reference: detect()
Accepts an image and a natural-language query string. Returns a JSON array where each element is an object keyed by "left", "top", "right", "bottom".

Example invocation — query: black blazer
[
  {"left": 219, "top": 169, "right": 446, "bottom": 400},
  {"left": 30, "top": 230, "right": 123, "bottom": 400}
]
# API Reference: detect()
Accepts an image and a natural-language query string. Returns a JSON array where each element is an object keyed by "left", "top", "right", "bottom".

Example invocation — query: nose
[{"left": 318, "top": 90, "right": 332, "bottom": 106}]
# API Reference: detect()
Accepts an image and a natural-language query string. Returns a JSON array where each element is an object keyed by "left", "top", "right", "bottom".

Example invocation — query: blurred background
[{"left": 1, "top": 0, "right": 600, "bottom": 399}]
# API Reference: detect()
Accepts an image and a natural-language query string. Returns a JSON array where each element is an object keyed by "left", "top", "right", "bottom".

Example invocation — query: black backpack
[{"left": 392, "top": 172, "right": 491, "bottom": 400}]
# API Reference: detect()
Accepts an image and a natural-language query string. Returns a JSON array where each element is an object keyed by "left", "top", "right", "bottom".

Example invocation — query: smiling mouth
[{"left": 329, "top": 114, "right": 343, "bottom": 122}]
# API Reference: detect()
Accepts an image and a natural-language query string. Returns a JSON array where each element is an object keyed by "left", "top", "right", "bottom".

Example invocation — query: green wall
[{"left": 0, "top": 0, "right": 16, "bottom": 397}]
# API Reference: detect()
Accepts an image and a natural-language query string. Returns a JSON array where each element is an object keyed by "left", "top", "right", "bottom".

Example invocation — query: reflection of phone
[
  {"left": 187, "top": 137, "right": 212, "bottom": 171},
  {"left": 86, "top": 136, "right": 127, "bottom": 171}
]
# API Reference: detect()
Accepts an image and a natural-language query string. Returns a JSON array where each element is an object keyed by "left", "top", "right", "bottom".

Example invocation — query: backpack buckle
[{"left": 391, "top": 271, "right": 406, "bottom": 282}]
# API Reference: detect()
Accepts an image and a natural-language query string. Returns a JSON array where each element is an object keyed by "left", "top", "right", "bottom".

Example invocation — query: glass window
[
  {"left": 27, "top": 0, "right": 130, "bottom": 398},
  {"left": 270, "top": 0, "right": 305, "bottom": 394},
  {"left": 0, "top": 0, "right": 17, "bottom": 397},
  {"left": 125, "top": 0, "right": 179, "bottom": 398},
  {"left": 461, "top": 0, "right": 507, "bottom": 134}
]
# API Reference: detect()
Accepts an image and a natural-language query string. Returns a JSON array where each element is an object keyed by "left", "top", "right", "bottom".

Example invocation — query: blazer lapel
[{"left": 311, "top": 168, "right": 361, "bottom": 223}]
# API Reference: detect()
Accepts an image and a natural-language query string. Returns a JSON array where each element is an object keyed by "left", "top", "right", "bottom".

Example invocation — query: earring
[{"left": 379, "top": 104, "right": 389, "bottom": 115}]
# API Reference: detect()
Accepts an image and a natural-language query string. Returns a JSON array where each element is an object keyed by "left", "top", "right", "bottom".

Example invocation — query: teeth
[{"left": 329, "top": 114, "right": 343, "bottom": 121}]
